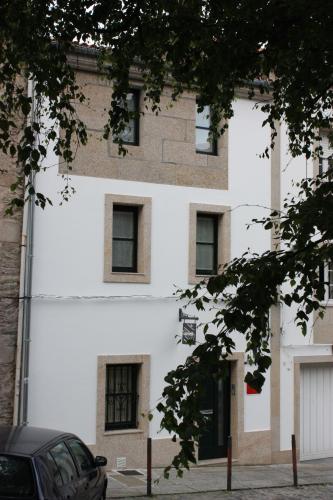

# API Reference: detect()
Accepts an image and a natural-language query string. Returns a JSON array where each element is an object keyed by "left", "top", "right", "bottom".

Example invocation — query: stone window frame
[
  {"left": 97, "top": 355, "right": 150, "bottom": 438},
  {"left": 104, "top": 194, "right": 151, "bottom": 283},
  {"left": 188, "top": 203, "right": 230, "bottom": 284}
]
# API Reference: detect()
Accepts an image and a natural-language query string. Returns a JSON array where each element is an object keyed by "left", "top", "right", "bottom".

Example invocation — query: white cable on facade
[{"left": 31, "top": 294, "right": 178, "bottom": 301}]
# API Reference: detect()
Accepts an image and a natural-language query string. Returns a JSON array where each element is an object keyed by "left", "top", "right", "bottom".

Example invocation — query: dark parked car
[{"left": 0, "top": 426, "right": 108, "bottom": 499}]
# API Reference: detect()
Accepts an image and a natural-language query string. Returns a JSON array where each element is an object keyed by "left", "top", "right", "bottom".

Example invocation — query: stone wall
[
  {"left": 0, "top": 151, "right": 23, "bottom": 424},
  {"left": 61, "top": 71, "right": 228, "bottom": 190}
]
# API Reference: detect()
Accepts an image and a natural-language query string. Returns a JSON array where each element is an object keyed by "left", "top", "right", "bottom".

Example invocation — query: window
[
  {"left": 104, "top": 194, "right": 151, "bottom": 283},
  {"left": 319, "top": 262, "right": 333, "bottom": 300},
  {"left": 49, "top": 442, "right": 77, "bottom": 485},
  {"left": 66, "top": 439, "right": 95, "bottom": 473},
  {"left": 189, "top": 203, "right": 230, "bottom": 284},
  {"left": 196, "top": 214, "right": 218, "bottom": 275},
  {"left": 115, "top": 89, "right": 140, "bottom": 146},
  {"left": 319, "top": 134, "right": 333, "bottom": 175},
  {"left": 0, "top": 455, "right": 35, "bottom": 497},
  {"left": 112, "top": 205, "right": 138, "bottom": 272},
  {"left": 196, "top": 104, "right": 217, "bottom": 155},
  {"left": 105, "top": 364, "right": 138, "bottom": 431}
]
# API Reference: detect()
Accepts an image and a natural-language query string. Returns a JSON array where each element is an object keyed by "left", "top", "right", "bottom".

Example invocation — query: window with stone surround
[
  {"left": 189, "top": 203, "right": 230, "bottom": 284},
  {"left": 104, "top": 194, "right": 151, "bottom": 283}
]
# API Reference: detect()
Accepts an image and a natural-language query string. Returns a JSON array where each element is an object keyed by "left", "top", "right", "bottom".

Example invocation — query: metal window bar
[{"left": 105, "top": 364, "right": 138, "bottom": 430}]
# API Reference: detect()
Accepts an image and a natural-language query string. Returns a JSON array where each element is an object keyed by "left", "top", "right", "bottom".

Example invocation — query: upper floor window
[
  {"left": 319, "top": 262, "right": 333, "bottom": 300},
  {"left": 116, "top": 89, "right": 140, "bottom": 146},
  {"left": 189, "top": 203, "right": 231, "bottom": 284},
  {"left": 104, "top": 194, "right": 151, "bottom": 283},
  {"left": 105, "top": 364, "right": 138, "bottom": 431},
  {"left": 319, "top": 134, "right": 333, "bottom": 175},
  {"left": 195, "top": 104, "right": 217, "bottom": 155},
  {"left": 112, "top": 205, "right": 138, "bottom": 273},
  {"left": 196, "top": 213, "right": 218, "bottom": 275}
]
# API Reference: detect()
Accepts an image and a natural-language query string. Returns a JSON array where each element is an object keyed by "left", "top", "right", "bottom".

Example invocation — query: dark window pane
[
  {"left": 112, "top": 206, "right": 138, "bottom": 272},
  {"left": 196, "top": 214, "right": 218, "bottom": 275},
  {"left": 119, "top": 119, "right": 135, "bottom": 144},
  {"left": 197, "top": 216, "right": 215, "bottom": 243},
  {"left": 196, "top": 128, "right": 213, "bottom": 153},
  {"left": 113, "top": 210, "right": 135, "bottom": 239},
  {"left": 0, "top": 455, "right": 34, "bottom": 497},
  {"left": 112, "top": 240, "right": 134, "bottom": 269},
  {"left": 49, "top": 442, "right": 77, "bottom": 485},
  {"left": 195, "top": 103, "right": 216, "bottom": 155},
  {"left": 329, "top": 262, "right": 333, "bottom": 299},
  {"left": 127, "top": 92, "right": 136, "bottom": 111},
  {"left": 196, "top": 244, "right": 215, "bottom": 272},
  {"left": 67, "top": 439, "right": 94, "bottom": 472},
  {"left": 196, "top": 105, "right": 210, "bottom": 128},
  {"left": 116, "top": 90, "right": 139, "bottom": 145}
]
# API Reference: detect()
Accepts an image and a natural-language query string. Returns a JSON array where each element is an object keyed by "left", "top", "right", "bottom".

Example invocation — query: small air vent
[{"left": 116, "top": 456, "right": 126, "bottom": 469}]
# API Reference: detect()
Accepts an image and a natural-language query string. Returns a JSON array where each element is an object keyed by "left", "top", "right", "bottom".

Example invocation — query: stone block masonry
[{"left": 0, "top": 152, "right": 23, "bottom": 424}]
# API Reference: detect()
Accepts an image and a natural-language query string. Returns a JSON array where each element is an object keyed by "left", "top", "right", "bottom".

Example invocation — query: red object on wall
[{"left": 246, "top": 383, "right": 259, "bottom": 395}]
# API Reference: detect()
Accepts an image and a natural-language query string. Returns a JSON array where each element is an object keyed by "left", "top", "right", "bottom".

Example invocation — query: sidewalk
[{"left": 106, "top": 458, "right": 333, "bottom": 498}]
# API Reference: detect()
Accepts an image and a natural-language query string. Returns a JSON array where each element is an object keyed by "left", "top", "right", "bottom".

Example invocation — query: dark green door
[{"left": 198, "top": 366, "right": 231, "bottom": 460}]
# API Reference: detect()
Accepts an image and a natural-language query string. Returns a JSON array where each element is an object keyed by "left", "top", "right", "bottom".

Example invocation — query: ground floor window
[{"left": 105, "top": 364, "right": 138, "bottom": 430}]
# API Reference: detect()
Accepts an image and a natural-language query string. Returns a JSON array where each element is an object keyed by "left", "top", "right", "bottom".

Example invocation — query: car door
[{"left": 66, "top": 438, "right": 104, "bottom": 500}]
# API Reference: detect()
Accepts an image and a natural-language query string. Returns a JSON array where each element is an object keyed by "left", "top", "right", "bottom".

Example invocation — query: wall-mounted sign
[{"left": 182, "top": 322, "right": 196, "bottom": 345}]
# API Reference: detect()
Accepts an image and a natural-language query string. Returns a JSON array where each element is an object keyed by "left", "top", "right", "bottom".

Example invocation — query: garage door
[{"left": 301, "top": 363, "right": 333, "bottom": 460}]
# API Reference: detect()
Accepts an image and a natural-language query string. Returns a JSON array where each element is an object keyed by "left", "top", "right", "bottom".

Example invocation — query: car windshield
[{"left": 0, "top": 455, "right": 35, "bottom": 497}]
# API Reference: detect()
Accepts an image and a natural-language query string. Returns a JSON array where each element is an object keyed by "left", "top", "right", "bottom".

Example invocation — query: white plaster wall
[
  {"left": 278, "top": 123, "right": 333, "bottom": 450},
  {"left": 28, "top": 97, "right": 272, "bottom": 444},
  {"left": 279, "top": 344, "right": 332, "bottom": 451}
]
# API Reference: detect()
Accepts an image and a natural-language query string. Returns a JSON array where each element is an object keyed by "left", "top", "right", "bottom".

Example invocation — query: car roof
[{"left": 0, "top": 426, "right": 73, "bottom": 456}]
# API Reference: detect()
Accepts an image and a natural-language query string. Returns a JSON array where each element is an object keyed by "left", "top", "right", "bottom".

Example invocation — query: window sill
[
  {"left": 196, "top": 150, "right": 218, "bottom": 157},
  {"left": 104, "top": 429, "right": 144, "bottom": 437},
  {"left": 320, "top": 300, "right": 333, "bottom": 307},
  {"left": 188, "top": 274, "right": 216, "bottom": 285},
  {"left": 104, "top": 272, "right": 150, "bottom": 284}
]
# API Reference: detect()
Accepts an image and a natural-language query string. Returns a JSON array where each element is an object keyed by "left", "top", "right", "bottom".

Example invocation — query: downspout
[{"left": 14, "top": 79, "right": 36, "bottom": 425}]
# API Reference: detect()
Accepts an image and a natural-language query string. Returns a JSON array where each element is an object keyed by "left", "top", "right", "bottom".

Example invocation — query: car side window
[
  {"left": 49, "top": 442, "right": 78, "bottom": 484},
  {"left": 67, "top": 438, "right": 95, "bottom": 473},
  {"left": 36, "top": 452, "right": 63, "bottom": 498}
]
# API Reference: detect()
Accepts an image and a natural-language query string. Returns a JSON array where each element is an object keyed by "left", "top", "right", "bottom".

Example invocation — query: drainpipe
[{"left": 14, "top": 79, "right": 36, "bottom": 425}]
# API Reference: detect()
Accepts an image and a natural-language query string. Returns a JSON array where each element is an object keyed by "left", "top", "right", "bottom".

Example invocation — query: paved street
[
  {"left": 106, "top": 458, "right": 333, "bottom": 498},
  {"left": 149, "top": 484, "right": 333, "bottom": 499}
]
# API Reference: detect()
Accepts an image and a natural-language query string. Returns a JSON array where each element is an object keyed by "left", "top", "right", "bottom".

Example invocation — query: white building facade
[{"left": 18, "top": 48, "right": 333, "bottom": 468}]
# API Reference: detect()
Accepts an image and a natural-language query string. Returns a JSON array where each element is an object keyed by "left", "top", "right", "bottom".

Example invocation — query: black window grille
[
  {"left": 112, "top": 205, "right": 138, "bottom": 272},
  {"left": 196, "top": 213, "right": 218, "bottom": 275},
  {"left": 195, "top": 104, "right": 217, "bottom": 155},
  {"left": 105, "top": 364, "right": 138, "bottom": 431},
  {"left": 114, "top": 89, "right": 140, "bottom": 146}
]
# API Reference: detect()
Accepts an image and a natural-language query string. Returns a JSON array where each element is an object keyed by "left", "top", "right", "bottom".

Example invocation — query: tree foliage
[
  {"left": 1, "top": 1, "right": 333, "bottom": 210},
  {"left": 1, "top": 0, "right": 333, "bottom": 474},
  {"left": 158, "top": 169, "right": 333, "bottom": 473}
]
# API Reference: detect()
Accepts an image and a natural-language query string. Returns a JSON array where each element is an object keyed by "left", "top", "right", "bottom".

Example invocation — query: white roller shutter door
[{"left": 300, "top": 363, "right": 333, "bottom": 460}]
